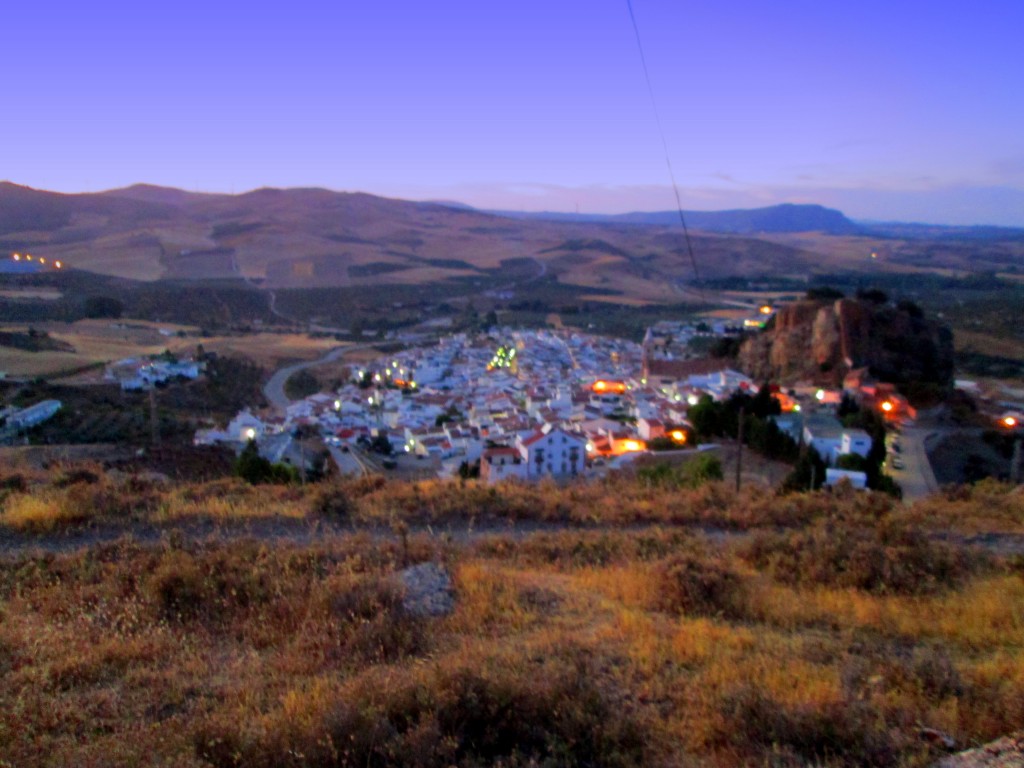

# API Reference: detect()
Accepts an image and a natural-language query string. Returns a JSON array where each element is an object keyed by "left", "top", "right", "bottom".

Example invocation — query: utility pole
[
  {"left": 735, "top": 407, "right": 745, "bottom": 493},
  {"left": 149, "top": 385, "right": 160, "bottom": 448}
]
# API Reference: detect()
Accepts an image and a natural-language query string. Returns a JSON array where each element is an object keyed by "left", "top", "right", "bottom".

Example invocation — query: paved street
[{"left": 888, "top": 424, "right": 940, "bottom": 502}]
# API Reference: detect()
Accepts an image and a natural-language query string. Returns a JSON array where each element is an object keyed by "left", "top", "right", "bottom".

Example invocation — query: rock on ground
[
  {"left": 935, "top": 733, "right": 1024, "bottom": 768},
  {"left": 399, "top": 562, "right": 454, "bottom": 617}
]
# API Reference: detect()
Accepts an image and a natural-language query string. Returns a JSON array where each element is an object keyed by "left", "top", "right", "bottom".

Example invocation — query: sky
[{"left": 3, "top": 1, "right": 1023, "bottom": 225}]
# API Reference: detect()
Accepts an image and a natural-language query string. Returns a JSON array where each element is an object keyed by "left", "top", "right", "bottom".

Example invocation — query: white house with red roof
[{"left": 515, "top": 425, "right": 587, "bottom": 479}]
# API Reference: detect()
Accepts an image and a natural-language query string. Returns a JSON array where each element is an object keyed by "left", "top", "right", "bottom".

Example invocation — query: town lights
[
  {"left": 759, "top": 305, "right": 772, "bottom": 315},
  {"left": 815, "top": 389, "right": 825, "bottom": 401},
  {"left": 670, "top": 430, "right": 687, "bottom": 443},
  {"left": 880, "top": 401, "right": 894, "bottom": 413},
  {"left": 244, "top": 427, "right": 256, "bottom": 440},
  {"left": 1004, "top": 416, "right": 1018, "bottom": 428},
  {"left": 55, "top": 261, "right": 62, "bottom": 269},
  {"left": 622, "top": 440, "right": 643, "bottom": 452},
  {"left": 687, "top": 394, "right": 699, "bottom": 406},
  {"left": 12, "top": 253, "right": 20, "bottom": 261}
]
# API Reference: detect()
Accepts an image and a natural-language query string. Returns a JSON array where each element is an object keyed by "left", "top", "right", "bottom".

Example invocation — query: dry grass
[
  {"left": 1, "top": 469, "right": 1023, "bottom": 765},
  {"left": 195, "top": 333, "right": 343, "bottom": 370}
]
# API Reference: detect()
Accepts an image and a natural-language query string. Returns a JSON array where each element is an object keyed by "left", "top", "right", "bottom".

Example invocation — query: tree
[
  {"left": 681, "top": 453, "right": 723, "bottom": 486},
  {"left": 688, "top": 395, "right": 724, "bottom": 440},
  {"left": 782, "top": 447, "right": 827, "bottom": 492},
  {"left": 806, "top": 286, "right": 845, "bottom": 301},
  {"left": 234, "top": 440, "right": 298, "bottom": 484},
  {"left": 84, "top": 296, "right": 124, "bottom": 319},
  {"left": 369, "top": 433, "right": 393, "bottom": 455}
]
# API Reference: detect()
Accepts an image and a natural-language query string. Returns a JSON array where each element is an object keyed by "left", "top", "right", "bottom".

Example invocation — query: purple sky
[{"left": 4, "top": 1, "right": 1023, "bottom": 224}]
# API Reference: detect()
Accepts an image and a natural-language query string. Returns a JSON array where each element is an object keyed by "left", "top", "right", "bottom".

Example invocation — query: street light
[
  {"left": 1003, "top": 416, "right": 1018, "bottom": 429},
  {"left": 880, "top": 401, "right": 894, "bottom": 414}
]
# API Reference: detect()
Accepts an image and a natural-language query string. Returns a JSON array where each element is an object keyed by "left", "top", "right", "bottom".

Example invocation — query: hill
[
  {"left": 494, "top": 202, "right": 863, "bottom": 235},
  {"left": 1, "top": 183, "right": 1022, "bottom": 301},
  {"left": 0, "top": 465, "right": 1021, "bottom": 767}
]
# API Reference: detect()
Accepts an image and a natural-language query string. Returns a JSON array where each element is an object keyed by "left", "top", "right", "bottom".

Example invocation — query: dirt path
[{"left": 0, "top": 516, "right": 1019, "bottom": 559}]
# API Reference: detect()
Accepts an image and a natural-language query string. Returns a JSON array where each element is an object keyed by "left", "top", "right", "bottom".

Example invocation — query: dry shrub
[
  {"left": 744, "top": 518, "right": 974, "bottom": 595},
  {"left": 841, "top": 636, "right": 963, "bottom": 702},
  {"left": 656, "top": 551, "right": 748, "bottom": 619},
  {"left": 0, "top": 472, "right": 28, "bottom": 492},
  {"left": 195, "top": 646, "right": 651, "bottom": 768},
  {"left": 1, "top": 492, "right": 88, "bottom": 533},
  {"left": 320, "top": 573, "right": 426, "bottom": 663},
  {"left": 716, "top": 685, "right": 903, "bottom": 767},
  {"left": 145, "top": 546, "right": 279, "bottom": 624},
  {"left": 309, "top": 483, "right": 354, "bottom": 519},
  {"left": 146, "top": 550, "right": 205, "bottom": 621}
]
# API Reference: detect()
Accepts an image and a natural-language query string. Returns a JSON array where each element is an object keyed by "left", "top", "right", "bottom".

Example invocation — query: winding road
[{"left": 263, "top": 344, "right": 375, "bottom": 411}]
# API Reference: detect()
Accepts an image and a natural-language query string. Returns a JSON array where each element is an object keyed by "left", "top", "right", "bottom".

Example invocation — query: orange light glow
[
  {"left": 670, "top": 430, "right": 687, "bottom": 443},
  {"left": 1004, "top": 416, "right": 1018, "bottom": 428},
  {"left": 54, "top": 261, "right": 62, "bottom": 269},
  {"left": 38, "top": 257, "right": 46, "bottom": 265},
  {"left": 592, "top": 380, "right": 626, "bottom": 394},
  {"left": 759, "top": 305, "right": 773, "bottom": 315},
  {"left": 622, "top": 440, "right": 644, "bottom": 452},
  {"left": 880, "top": 401, "right": 894, "bottom": 413}
]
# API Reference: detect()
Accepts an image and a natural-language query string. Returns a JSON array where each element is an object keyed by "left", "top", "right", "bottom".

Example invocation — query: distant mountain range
[
  {"left": 483, "top": 203, "right": 864, "bottom": 236},
  {"left": 1, "top": 182, "right": 1022, "bottom": 299}
]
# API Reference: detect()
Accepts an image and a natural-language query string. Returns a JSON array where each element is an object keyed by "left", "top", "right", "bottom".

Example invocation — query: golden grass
[
  {"left": 0, "top": 491, "right": 87, "bottom": 532},
  {"left": 2, "top": 471, "right": 1024, "bottom": 764},
  {"left": 195, "top": 333, "right": 343, "bottom": 370}
]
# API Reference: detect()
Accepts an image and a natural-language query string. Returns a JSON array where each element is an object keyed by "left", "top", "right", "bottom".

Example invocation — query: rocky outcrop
[
  {"left": 738, "top": 297, "right": 954, "bottom": 387},
  {"left": 933, "top": 732, "right": 1024, "bottom": 767}
]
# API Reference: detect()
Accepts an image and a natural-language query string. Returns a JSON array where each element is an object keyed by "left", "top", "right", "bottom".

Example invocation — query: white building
[
  {"left": 825, "top": 468, "right": 868, "bottom": 489},
  {"left": 6, "top": 400, "right": 61, "bottom": 430},
  {"left": 840, "top": 429, "right": 872, "bottom": 459},
  {"left": 515, "top": 425, "right": 587, "bottom": 479}
]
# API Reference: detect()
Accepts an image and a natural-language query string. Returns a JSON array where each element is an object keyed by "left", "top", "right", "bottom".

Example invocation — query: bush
[
  {"left": 309, "top": 484, "right": 353, "bottom": 519},
  {"left": 656, "top": 552, "right": 747, "bottom": 618},
  {"left": 744, "top": 518, "right": 973, "bottom": 595},
  {"left": 147, "top": 551, "right": 204, "bottom": 621},
  {"left": 196, "top": 647, "right": 650, "bottom": 768},
  {"left": 717, "top": 685, "right": 899, "bottom": 766}
]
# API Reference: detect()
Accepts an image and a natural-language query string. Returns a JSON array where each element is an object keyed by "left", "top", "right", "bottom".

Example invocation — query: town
[{"left": 192, "top": 318, "right": 975, "bottom": 493}]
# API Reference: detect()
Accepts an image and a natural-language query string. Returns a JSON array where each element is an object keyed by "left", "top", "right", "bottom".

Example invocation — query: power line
[{"left": 624, "top": 0, "right": 703, "bottom": 295}]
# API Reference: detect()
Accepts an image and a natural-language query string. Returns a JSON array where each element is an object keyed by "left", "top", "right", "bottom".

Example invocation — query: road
[
  {"left": 263, "top": 344, "right": 374, "bottom": 411},
  {"left": 887, "top": 424, "right": 941, "bottom": 502},
  {"left": 327, "top": 444, "right": 367, "bottom": 477}
]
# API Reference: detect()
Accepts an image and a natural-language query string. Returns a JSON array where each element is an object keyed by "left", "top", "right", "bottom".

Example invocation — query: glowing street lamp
[
  {"left": 1003, "top": 416, "right": 1018, "bottom": 429},
  {"left": 880, "top": 401, "right": 894, "bottom": 414},
  {"left": 670, "top": 430, "right": 687, "bottom": 443}
]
